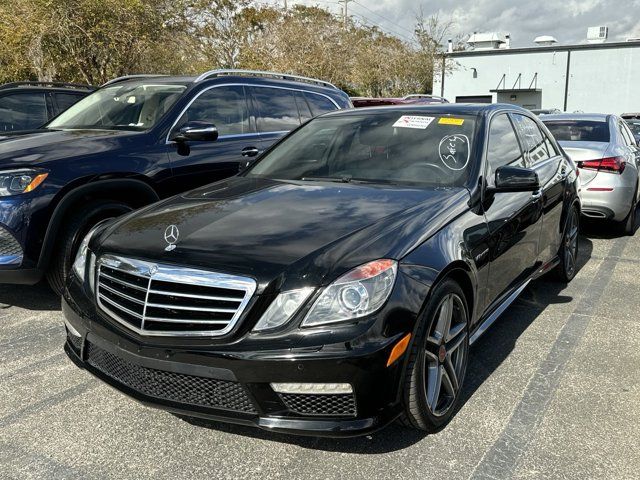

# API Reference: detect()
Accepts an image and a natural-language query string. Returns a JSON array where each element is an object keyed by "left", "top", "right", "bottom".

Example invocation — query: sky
[{"left": 288, "top": 0, "right": 640, "bottom": 47}]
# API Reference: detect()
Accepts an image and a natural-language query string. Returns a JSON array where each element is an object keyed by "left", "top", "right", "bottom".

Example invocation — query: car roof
[
  {"left": 322, "top": 102, "right": 528, "bottom": 117},
  {"left": 540, "top": 113, "right": 610, "bottom": 122},
  {"left": 102, "top": 71, "right": 340, "bottom": 94},
  {"left": 0, "top": 81, "right": 95, "bottom": 92}
]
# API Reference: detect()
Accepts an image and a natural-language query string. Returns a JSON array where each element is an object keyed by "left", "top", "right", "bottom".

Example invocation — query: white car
[{"left": 543, "top": 114, "right": 640, "bottom": 235}]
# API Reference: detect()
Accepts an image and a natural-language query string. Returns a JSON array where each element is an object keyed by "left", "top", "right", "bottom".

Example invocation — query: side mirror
[
  {"left": 493, "top": 165, "right": 540, "bottom": 192},
  {"left": 171, "top": 122, "right": 218, "bottom": 142}
]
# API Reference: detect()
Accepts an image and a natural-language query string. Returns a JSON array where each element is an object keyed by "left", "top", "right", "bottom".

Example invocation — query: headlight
[
  {"left": 302, "top": 259, "right": 397, "bottom": 327},
  {"left": 0, "top": 169, "right": 48, "bottom": 196},
  {"left": 72, "top": 224, "right": 102, "bottom": 283},
  {"left": 253, "top": 287, "right": 315, "bottom": 332}
]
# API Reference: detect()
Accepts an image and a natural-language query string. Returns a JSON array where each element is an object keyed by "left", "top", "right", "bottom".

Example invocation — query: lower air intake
[
  {"left": 279, "top": 392, "right": 357, "bottom": 417},
  {"left": 86, "top": 342, "right": 257, "bottom": 413}
]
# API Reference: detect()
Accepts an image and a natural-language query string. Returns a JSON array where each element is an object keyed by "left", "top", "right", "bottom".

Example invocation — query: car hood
[
  {"left": 98, "top": 177, "right": 468, "bottom": 292},
  {"left": 0, "top": 129, "right": 144, "bottom": 167}
]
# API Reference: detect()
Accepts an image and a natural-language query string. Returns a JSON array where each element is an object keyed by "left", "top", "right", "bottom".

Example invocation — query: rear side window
[
  {"left": 304, "top": 92, "right": 338, "bottom": 116},
  {"left": 543, "top": 120, "right": 610, "bottom": 142},
  {"left": 251, "top": 87, "right": 300, "bottom": 133},
  {"left": 486, "top": 114, "right": 525, "bottom": 182},
  {"left": 0, "top": 92, "right": 47, "bottom": 131},
  {"left": 511, "top": 114, "right": 551, "bottom": 165},
  {"left": 175, "top": 85, "right": 251, "bottom": 137},
  {"left": 54, "top": 93, "right": 85, "bottom": 113}
]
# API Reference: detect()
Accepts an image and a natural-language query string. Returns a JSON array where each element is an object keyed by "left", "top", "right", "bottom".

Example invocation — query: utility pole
[
  {"left": 284, "top": 0, "right": 287, "bottom": 9},
  {"left": 339, "top": 0, "right": 350, "bottom": 29}
]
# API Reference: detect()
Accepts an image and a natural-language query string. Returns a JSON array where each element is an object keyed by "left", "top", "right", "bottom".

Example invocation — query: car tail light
[{"left": 577, "top": 156, "right": 626, "bottom": 174}]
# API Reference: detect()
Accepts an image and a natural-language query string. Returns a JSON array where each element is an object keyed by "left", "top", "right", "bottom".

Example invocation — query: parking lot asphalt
[{"left": 1, "top": 222, "right": 639, "bottom": 480}]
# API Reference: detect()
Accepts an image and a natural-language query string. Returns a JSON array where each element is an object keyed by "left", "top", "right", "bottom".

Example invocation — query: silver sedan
[{"left": 542, "top": 113, "right": 640, "bottom": 235}]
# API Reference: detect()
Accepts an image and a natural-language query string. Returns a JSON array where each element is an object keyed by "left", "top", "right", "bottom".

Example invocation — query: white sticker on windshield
[
  {"left": 393, "top": 115, "right": 435, "bottom": 129},
  {"left": 439, "top": 134, "right": 470, "bottom": 171}
]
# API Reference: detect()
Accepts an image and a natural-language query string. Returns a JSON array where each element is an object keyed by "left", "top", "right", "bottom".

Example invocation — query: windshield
[
  {"left": 47, "top": 82, "right": 187, "bottom": 131},
  {"left": 543, "top": 120, "right": 610, "bottom": 142},
  {"left": 246, "top": 112, "right": 477, "bottom": 187}
]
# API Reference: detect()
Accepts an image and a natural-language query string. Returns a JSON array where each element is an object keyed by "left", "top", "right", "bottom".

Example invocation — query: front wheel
[
  {"left": 46, "top": 200, "right": 132, "bottom": 295},
  {"left": 555, "top": 204, "right": 579, "bottom": 283},
  {"left": 401, "top": 279, "right": 469, "bottom": 432}
]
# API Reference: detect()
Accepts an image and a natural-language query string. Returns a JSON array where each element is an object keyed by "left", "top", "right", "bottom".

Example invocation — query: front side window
[
  {"left": 47, "top": 82, "right": 187, "bottom": 131},
  {"left": 543, "top": 120, "right": 610, "bottom": 142},
  {"left": 251, "top": 87, "right": 300, "bottom": 133},
  {"left": 246, "top": 112, "right": 477, "bottom": 187},
  {"left": 511, "top": 114, "right": 551, "bottom": 166},
  {"left": 174, "top": 86, "right": 251, "bottom": 137},
  {"left": 486, "top": 114, "right": 525, "bottom": 182},
  {"left": 0, "top": 92, "right": 47, "bottom": 131}
]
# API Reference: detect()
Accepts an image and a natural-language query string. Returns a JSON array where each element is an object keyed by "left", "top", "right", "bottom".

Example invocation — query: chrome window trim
[
  {"left": 96, "top": 254, "right": 257, "bottom": 337},
  {"left": 165, "top": 83, "right": 340, "bottom": 144}
]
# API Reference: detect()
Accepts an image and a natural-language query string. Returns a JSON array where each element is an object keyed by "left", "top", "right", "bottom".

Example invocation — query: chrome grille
[{"left": 96, "top": 254, "right": 256, "bottom": 337}]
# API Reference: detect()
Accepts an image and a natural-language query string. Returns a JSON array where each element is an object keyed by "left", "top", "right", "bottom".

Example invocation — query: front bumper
[{"left": 62, "top": 295, "right": 407, "bottom": 437}]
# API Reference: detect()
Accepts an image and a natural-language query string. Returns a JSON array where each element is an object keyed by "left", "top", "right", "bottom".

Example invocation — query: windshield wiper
[{"left": 300, "top": 175, "right": 353, "bottom": 183}]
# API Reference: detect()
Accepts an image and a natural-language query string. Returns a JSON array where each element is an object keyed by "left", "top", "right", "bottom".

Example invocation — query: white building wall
[
  {"left": 567, "top": 47, "right": 640, "bottom": 114},
  {"left": 435, "top": 44, "right": 640, "bottom": 115}
]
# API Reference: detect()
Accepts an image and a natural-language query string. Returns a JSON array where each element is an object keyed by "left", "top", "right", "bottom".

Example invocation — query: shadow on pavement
[
  {"left": 0, "top": 281, "right": 60, "bottom": 311},
  {"left": 179, "top": 235, "right": 595, "bottom": 453}
]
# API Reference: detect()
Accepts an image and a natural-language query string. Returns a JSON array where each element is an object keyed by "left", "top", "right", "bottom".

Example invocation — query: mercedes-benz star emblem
[{"left": 164, "top": 225, "right": 179, "bottom": 251}]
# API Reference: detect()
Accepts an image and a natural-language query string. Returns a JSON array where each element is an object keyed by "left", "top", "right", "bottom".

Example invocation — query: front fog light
[{"left": 271, "top": 383, "right": 353, "bottom": 394}]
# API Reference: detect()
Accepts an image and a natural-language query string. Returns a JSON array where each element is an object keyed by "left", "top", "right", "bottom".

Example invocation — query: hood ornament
[{"left": 164, "top": 225, "right": 179, "bottom": 251}]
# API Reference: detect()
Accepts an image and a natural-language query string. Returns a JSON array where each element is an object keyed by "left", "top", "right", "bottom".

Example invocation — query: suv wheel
[
  {"left": 400, "top": 279, "right": 469, "bottom": 432},
  {"left": 46, "top": 200, "right": 131, "bottom": 295}
]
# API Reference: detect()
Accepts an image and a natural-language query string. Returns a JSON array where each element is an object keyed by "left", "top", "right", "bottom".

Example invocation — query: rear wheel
[
  {"left": 46, "top": 200, "right": 131, "bottom": 295},
  {"left": 555, "top": 204, "right": 579, "bottom": 283},
  {"left": 621, "top": 184, "right": 638, "bottom": 236},
  {"left": 401, "top": 279, "right": 469, "bottom": 432}
]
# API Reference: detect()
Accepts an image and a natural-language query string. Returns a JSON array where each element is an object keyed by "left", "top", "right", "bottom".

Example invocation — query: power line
[
  {"left": 351, "top": 1, "right": 415, "bottom": 37},
  {"left": 348, "top": 8, "right": 415, "bottom": 43}
]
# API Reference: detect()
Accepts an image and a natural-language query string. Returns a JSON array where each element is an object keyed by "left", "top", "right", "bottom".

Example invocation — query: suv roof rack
[
  {"left": 101, "top": 75, "right": 169, "bottom": 87},
  {"left": 0, "top": 81, "right": 95, "bottom": 91},
  {"left": 194, "top": 69, "right": 337, "bottom": 89}
]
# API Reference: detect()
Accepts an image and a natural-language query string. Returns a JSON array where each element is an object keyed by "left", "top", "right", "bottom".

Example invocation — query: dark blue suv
[{"left": 0, "top": 70, "right": 351, "bottom": 293}]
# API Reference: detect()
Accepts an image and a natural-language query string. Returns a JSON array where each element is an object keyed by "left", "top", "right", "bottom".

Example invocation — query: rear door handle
[{"left": 241, "top": 147, "right": 260, "bottom": 157}]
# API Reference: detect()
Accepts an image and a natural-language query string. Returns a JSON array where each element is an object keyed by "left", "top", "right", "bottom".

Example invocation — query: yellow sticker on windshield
[{"left": 438, "top": 117, "right": 465, "bottom": 125}]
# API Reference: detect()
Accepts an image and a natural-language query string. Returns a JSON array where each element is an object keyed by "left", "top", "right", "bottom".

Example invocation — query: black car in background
[
  {"left": 0, "top": 70, "right": 350, "bottom": 293},
  {"left": 0, "top": 81, "right": 94, "bottom": 132},
  {"left": 64, "top": 104, "right": 580, "bottom": 436}
]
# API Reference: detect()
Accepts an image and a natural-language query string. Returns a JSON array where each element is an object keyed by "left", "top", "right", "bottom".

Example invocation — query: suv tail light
[{"left": 577, "top": 156, "right": 626, "bottom": 174}]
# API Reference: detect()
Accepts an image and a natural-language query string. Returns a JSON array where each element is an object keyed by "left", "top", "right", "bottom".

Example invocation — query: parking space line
[{"left": 468, "top": 237, "right": 629, "bottom": 480}]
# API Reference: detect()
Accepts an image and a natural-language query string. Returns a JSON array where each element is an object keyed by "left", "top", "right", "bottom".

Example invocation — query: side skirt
[{"left": 469, "top": 279, "right": 531, "bottom": 345}]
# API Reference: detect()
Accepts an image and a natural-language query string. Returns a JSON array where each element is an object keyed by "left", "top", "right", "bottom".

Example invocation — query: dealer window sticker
[
  {"left": 438, "top": 117, "right": 465, "bottom": 126},
  {"left": 392, "top": 115, "right": 435, "bottom": 129},
  {"left": 438, "top": 134, "right": 471, "bottom": 171}
]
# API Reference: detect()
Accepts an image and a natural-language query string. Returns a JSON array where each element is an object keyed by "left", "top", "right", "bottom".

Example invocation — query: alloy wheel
[
  {"left": 423, "top": 293, "right": 468, "bottom": 417},
  {"left": 564, "top": 208, "right": 579, "bottom": 278}
]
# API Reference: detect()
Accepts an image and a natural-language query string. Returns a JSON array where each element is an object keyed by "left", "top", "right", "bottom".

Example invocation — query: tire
[
  {"left": 400, "top": 278, "right": 469, "bottom": 432},
  {"left": 555, "top": 203, "right": 580, "bottom": 283},
  {"left": 621, "top": 184, "right": 638, "bottom": 236},
  {"left": 46, "top": 200, "right": 132, "bottom": 295}
]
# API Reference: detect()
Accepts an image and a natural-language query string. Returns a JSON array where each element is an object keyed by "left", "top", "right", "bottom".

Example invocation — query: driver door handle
[
  {"left": 241, "top": 146, "right": 260, "bottom": 157},
  {"left": 531, "top": 189, "right": 543, "bottom": 200}
]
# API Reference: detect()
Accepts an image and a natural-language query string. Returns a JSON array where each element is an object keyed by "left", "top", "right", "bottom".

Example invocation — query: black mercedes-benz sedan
[{"left": 63, "top": 104, "right": 580, "bottom": 437}]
